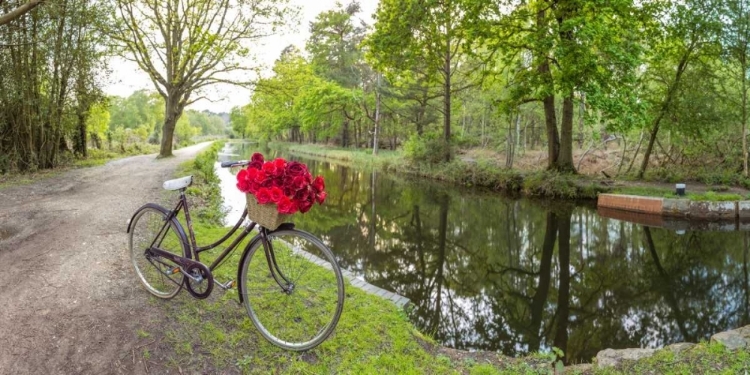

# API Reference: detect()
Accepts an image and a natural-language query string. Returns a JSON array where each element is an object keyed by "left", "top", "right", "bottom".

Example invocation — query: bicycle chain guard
[{"left": 185, "top": 262, "right": 214, "bottom": 299}]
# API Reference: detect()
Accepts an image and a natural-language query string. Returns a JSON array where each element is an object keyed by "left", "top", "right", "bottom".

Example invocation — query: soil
[{"left": 0, "top": 142, "right": 211, "bottom": 374}]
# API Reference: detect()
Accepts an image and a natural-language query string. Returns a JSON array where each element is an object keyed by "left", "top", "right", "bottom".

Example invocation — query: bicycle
[{"left": 126, "top": 160, "right": 345, "bottom": 351}]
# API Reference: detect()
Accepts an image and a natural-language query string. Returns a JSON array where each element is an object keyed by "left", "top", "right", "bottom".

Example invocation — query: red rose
[
  {"left": 291, "top": 176, "right": 307, "bottom": 192},
  {"left": 298, "top": 199, "right": 314, "bottom": 213},
  {"left": 251, "top": 153, "right": 264, "bottom": 163},
  {"left": 312, "top": 176, "right": 325, "bottom": 193},
  {"left": 316, "top": 191, "right": 327, "bottom": 204},
  {"left": 294, "top": 187, "right": 311, "bottom": 201},
  {"left": 244, "top": 168, "right": 259, "bottom": 183},
  {"left": 286, "top": 161, "right": 309, "bottom": 177},
  {"left": 249, "top": 160, "right": 263, "bottom": 169},
  {"left": 255, "top": 188, "right": 272, "bottom": 204},
  {"left": 277, "top": 196, "right": 299, "bottom": 214},
  {"left": 269, "top": 186, "right": 284, "bottom": 203},
  {"left": 273, "top": 158, "right": 287, "bottom": 174},
  {"left": 237, "top": 179, "right": 250, "bottom": 193},
  {"left": 236, "top": 169, "right": 250, "bottom": 192},
  {"left": 262, "top": 161, "right": 277, "bottom": 176}
]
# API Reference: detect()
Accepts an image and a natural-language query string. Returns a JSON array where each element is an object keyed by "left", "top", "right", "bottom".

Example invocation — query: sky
[{"left": 104, "top": 0, "right": 379, "bottom": 114}]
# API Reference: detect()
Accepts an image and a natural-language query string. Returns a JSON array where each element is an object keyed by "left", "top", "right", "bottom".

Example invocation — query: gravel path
[{"left": 0, "top": 142, "right": 211, "bottom": 374}]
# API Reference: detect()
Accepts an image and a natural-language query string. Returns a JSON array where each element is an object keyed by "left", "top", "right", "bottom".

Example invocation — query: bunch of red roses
[{"left": 236, "top": 153, "right": 326, "bottom": 215}]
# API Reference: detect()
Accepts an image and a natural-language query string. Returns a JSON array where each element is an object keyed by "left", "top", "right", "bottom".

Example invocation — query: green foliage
[
  {"left": 178, "top": 141, "right": 226, "bottom": 226},
  {"left": 403, "top": 133, "right": 453, "bottom": 165},
  {"left": 0, "top": 0, "right": 109, "bottom": 171}
]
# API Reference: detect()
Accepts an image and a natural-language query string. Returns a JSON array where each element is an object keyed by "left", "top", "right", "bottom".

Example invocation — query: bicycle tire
[
  {"left": 128, "top": 204, "right": 188, "bottom": 299},
  {"left": 239, "top": 228, "right": 345, "bottom": 351}
]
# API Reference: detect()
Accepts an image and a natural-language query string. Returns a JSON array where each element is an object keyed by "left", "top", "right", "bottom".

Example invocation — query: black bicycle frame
[{"left": 162, "top": 189, "right": 293, "bottom": 292}]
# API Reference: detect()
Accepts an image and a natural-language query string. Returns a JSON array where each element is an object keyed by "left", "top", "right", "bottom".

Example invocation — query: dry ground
[{"left": 0, "top": 142, "right": 210, "bottom": 374}]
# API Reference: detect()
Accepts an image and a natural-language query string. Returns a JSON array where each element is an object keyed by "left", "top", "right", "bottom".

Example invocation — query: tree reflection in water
[{"left": 224, "top": 144, "right": 750, "bottom": 364}]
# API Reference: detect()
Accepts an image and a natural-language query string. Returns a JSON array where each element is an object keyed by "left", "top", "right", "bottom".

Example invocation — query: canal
[{"left": 216, "top": 142, "right": 750, "bottom": 363}]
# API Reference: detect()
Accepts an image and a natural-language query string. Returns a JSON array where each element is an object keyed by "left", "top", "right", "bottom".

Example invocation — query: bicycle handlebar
[{"left": 220, "top": 160, "right": 249, "bottom": 168}]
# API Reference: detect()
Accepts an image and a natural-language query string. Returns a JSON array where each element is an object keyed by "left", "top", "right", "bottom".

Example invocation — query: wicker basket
[{"left": 246, "top": 194, "right": 291, "bottom": 230}]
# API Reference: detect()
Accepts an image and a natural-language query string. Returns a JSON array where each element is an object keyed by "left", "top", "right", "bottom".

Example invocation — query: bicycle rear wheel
[
  {"left": 239, "top": 228, "right": 345, "bottom": 351},
  {"left": 128, "top": 204, "right": 188, "bottom": 299}
]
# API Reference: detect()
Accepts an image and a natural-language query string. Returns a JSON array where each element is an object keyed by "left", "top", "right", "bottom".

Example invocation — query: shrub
[{"left": 403, "top": 132, "right": 452, "bottom": 164}]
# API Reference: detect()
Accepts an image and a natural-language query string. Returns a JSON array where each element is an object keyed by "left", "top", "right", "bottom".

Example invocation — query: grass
[
  {"left": 613, "top": 186, "right": 749, "bottom": 202},
  {"left": 586, "top": 341, "right": 750, "bottom": 375},
  {"left": 134, "top": 141, "right": 750, "bottom": 374}
]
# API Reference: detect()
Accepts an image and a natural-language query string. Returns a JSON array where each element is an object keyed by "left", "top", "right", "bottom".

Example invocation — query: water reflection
[{"left": 218, "top": 142, "right": 750, "bottom": 363}]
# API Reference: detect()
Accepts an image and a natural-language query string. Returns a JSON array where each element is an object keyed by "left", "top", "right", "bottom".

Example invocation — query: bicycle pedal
[{"left": 214, "top": 279, "right": 236, "bottom": 290}]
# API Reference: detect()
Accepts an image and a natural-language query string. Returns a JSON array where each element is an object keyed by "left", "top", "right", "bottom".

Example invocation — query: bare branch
[{"left": 0, "top": 0, "right": 43, "bottom": 27}]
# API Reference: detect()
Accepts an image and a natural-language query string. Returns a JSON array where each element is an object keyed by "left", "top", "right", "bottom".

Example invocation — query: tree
[
  {"left": 110, "top": 0, "right": 296, "bottom": 157},
  {"left": 636, "top": 0, "right": 723, "bottom": 178},
  {"left": 307, "top": 1, "right": 368, "bottom": 148},
  {"left": 367, "top": 0, "right": 478, "bottom": 162},
  {"left": 86, "top": 103, "right": 110, "bottom": 149},
  {"left": 465, "top": 0, "right": 646, "bottom": 172},
  {"left": 230, "top": 106, "right": 249, "bottom": 138},
  {"left": 0, "top": 0, "right": 108, "bottom": 171},
  {"left": 721, "top": 0, "right": 750, "bottom": 177}
]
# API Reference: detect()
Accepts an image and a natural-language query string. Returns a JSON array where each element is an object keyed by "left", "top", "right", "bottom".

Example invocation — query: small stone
[
  {"left": 596, "top": 348, "right": 657, "bottom": 368},
  {"left": 665, "top": 342, "right": 695, "bottom": 354},
  {"left": 711, "top": 331, "right": 747, "bottom": 350}
]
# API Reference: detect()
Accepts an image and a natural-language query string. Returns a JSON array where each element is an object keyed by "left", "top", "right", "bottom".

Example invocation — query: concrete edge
[{"left": 598, "top": 194, "right": 750, "bottom": 220}]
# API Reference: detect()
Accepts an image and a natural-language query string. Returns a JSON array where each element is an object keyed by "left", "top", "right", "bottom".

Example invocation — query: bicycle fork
[{"left": 260, "top": 228, "right": 294, "bottom": 294}]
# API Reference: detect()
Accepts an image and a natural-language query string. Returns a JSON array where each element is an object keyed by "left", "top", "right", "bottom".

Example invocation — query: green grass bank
[
  {"left": 271, "top": 142, "right": 606, "bottom": 200},
  {"left": 130, "top": 141, "right": 750, "bottom": 374},
  {"left": 271, "top": 142, "right": 750, "bottom": 202}
]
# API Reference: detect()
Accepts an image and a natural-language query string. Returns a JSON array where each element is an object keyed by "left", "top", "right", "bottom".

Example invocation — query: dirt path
[{"left": 0, "top": 142, "right": 211, "bottom": 374}]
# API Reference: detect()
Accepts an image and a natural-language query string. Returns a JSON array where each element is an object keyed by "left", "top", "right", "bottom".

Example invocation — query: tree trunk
[
  {"left": 160, "top": 95, "right": 180, "bottom": 158},
  {"left": 373, "top": 74, "right": 381, "bottom": 156},
  {"left": 578, "top": 92, "right": 585, "bottom": 149},
  {"left": 75, "top": 112, "right": 87, "bottom": 157},
  {"left": 558, "top": 94, "right": 576, "bottom": 172},
  {"left": 543, "top": 95, "right": 559, "bottom": 169},
  {"left": 743, "top": 54, "right": 748, "bottom": 177},
  {"left": 443, "top": 37, "right": 452, "bottom": 162},
  {"left": 638, "top": 46, "right": 693, "bottom": 178}
]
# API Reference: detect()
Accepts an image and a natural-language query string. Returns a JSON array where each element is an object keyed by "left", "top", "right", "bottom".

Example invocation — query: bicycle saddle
[{"left": 163, "top": 176, "right": 193, "bottom": 191}]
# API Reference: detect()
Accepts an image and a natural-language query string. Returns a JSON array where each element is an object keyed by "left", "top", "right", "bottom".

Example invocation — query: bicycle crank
[
  {"left": 184, "top": 262, "right": 214, "bottom": 299},
  {"left": 147, "top": 247, "right": 214, "bottom": 299}
]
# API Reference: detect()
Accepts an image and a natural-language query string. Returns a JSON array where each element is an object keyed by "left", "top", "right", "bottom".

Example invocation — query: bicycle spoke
[
  {"left": 129, "top": 206, "right": 185, "bottom": 299},
  {"left": 241, "top": 229, "right": 344, "bottom": 351}
]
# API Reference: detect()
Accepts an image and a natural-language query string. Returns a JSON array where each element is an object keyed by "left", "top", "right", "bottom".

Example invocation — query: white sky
[{"left": 104, "top": 0, "right": 379, "bottom": 113}]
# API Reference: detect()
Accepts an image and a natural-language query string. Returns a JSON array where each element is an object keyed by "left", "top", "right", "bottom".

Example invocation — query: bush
[{"left": 403, "top": 133, "right": 453, "bottom": 164}]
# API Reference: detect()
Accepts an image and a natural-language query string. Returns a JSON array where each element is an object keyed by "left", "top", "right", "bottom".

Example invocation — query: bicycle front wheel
[
  {"left": 240, "top": 228, "right": 345, "bottom": 351},
  {"left": 128, "top": 204, "right": 188, "bottom": 299}
]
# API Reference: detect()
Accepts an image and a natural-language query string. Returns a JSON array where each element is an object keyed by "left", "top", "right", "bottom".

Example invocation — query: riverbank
[
  {"left": 270, "top": 142, "right": 750, "bottom": 202},
  {"left": 162, "top": 142, "right": 750, "bottom": 374}
]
